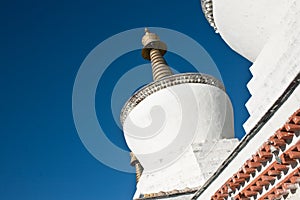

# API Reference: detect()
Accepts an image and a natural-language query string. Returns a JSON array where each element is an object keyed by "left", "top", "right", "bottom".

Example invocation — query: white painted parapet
[
  {"left": 243, "top": 1, "right": 300, "bottom": 133},
  {"left": 204, "top": 0, "right": 300, "bottom": 133}
]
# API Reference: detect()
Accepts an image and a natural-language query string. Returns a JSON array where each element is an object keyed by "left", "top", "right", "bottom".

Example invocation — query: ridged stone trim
[{"left": 200, "top": 0, "right": 218, "bottom": 32}]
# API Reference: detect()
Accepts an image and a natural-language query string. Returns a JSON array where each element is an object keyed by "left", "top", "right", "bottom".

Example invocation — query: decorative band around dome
[
  {"left": 120, "top": 73, "right": 225, "bottom": 125},
  {"left": 200, "top": 0, "right": 218, "bottom": 32}
]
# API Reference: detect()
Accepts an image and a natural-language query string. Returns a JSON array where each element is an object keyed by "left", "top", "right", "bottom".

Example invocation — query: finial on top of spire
[
  {"left": 141, "top": 28, "right": 162, "bottom": 48},
  {"left": 141, "top": 28, "right": 167, "bottom": 60}
]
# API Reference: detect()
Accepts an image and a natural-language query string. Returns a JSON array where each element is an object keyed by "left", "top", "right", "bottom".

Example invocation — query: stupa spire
[{"left": 141, "top": 28, "right": 173, "bottom": 81}]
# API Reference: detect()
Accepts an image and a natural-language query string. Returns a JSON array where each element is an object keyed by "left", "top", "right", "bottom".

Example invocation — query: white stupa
[{"left": 120, "top": 28, "right": 239, "bottom": 199}]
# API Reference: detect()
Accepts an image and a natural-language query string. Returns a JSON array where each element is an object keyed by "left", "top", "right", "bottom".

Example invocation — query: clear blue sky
[{"left": 0, "top": 0, "right": 251, "bottom": 199}]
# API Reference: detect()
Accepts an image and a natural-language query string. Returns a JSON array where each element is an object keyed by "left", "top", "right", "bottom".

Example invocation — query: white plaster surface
[
  {"left": 122, "top": 83, "right": 237, "bottom": 199},
  {"left": 123, "top": 83, "right": 234, "bottom": 172},
  {"left": 133, "top": 139, "right": 238, "bottom": 199},
  {"left": 213, "top": 0, "right": 291, "bottom": 61},
  {"left": 133, "top": 146, "right": 203, "bottom": 198},
  {"left": 243, "top": 1, "right": 300, "bottom": 133},
  {"left": 192, "top": 139, "right": 239, "bottom": 181},
  {"left": 286, "top": 188, "right": 300, "bottom": 199}
]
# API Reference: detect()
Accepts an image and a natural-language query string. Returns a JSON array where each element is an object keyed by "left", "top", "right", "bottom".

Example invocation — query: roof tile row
[{"left": 211, "top": 109, "right": 300, "bottom": 200}]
